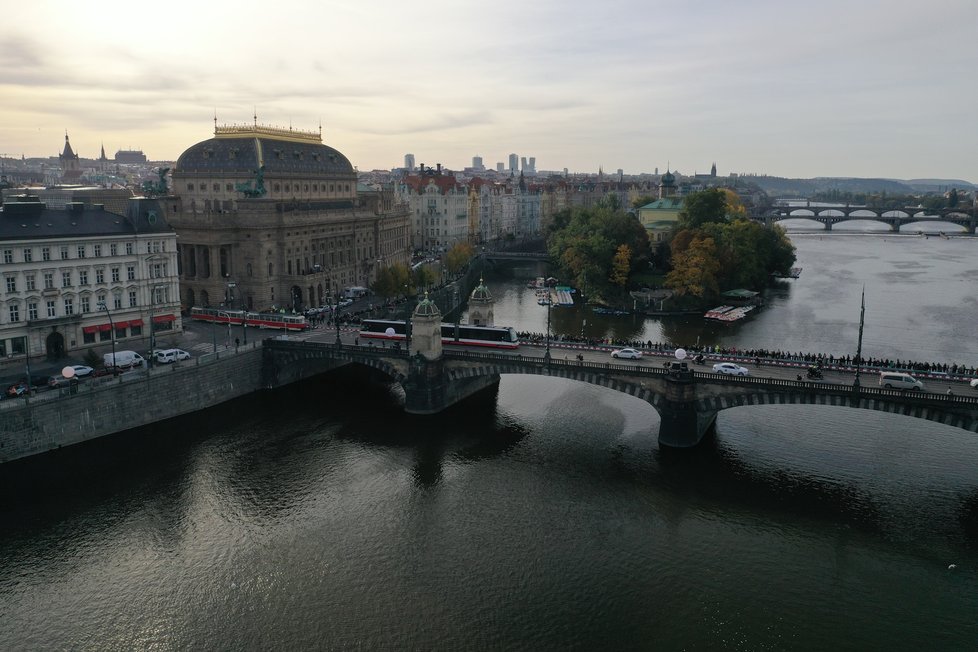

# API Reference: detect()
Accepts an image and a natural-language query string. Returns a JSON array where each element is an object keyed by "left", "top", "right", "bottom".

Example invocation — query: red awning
[
  {"left": 129, "top": 319, "right": 143, "bottom": 327},
  {"left": 153, "top": 314, "right": 176, "bottom": 323},
  {"left": 98, "top": 323, "right": 112, "bottom": 332},
  {"left": 82, "top": 326, "right": 97, "bottom": 334},
  {"left": 114, "top": 321, "right": 129, "bottom": 329}
]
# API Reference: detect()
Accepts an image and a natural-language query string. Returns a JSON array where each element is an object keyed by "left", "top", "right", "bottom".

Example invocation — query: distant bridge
[
  {"left": 482, "top": 251, "right": 550, "bottom": 262},
  {"left": 263, "top": 341, "right": 978, "bottom": 449},
  {"left": 757, "top": 204, "right": 977, "bottom": 233}
]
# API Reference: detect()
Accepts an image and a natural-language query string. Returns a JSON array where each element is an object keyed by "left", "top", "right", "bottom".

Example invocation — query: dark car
[{"left": 5, "top": 382, "right": 29, "bottom": 397}]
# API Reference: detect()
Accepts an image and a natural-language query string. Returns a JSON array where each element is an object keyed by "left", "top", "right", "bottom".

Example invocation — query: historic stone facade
[{"left": 165, "top": 122, "right": 411, "bottom": 312}]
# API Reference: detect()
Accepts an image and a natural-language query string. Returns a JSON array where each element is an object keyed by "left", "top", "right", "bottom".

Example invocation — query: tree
[
  {"left": 547, "top": 204, "right": 650, "bottom": 303},
  {"left": 412, "top": 264, "right": 438, "bottom": 290},
  {"left": 610, "top": 244, "right": 632, "bottom": 288},
  {"left": 371, "top": 262, "right": 413, "bottom": 299},
  {"left": 665, "top": 235, "right": 720, "bottom": 298},
  {"left": 444, "top": 242, "right": 475, "bottom": 275},
  {"left": 677, "top": 188, "right": 729, "bottom": 230}
]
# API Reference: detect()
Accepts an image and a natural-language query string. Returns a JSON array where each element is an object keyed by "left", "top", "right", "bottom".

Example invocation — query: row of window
[
  {"left": 3, "top": 286, "right": 170, "bottom": 324},
  {"left": 0, "top": 264, "right": 164, "bottom": 293},
  {"left": 1, "top": 241, "right": 168, "bottom": 265},
  {"left": 186, "top": 182, "right": 352, "bottom": 194}
]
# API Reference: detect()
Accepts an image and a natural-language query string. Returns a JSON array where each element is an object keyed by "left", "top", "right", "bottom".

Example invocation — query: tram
[
  {"left": 359, "top": 319, "right": 519, "bottom": 349},
  {"left": 189, "top": 307, "right": 309, "bottom": 331}
]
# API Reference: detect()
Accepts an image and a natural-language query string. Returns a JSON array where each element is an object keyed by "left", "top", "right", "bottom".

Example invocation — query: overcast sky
[{"left": 1, "top": 0, "right": 975, "bottom": 181}]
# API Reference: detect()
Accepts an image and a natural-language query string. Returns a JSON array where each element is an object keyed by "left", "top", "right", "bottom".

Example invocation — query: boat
[
  {"left": 704, "top": 305, "right": 734, "bottom": 320},
  {"left": 714, "top": 305, "right": 756, "bottom": 323}
]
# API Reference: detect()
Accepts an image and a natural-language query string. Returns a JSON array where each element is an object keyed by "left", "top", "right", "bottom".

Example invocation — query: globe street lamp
[{"left": 97, "top": 301, "right": 117, "bottom": 375}]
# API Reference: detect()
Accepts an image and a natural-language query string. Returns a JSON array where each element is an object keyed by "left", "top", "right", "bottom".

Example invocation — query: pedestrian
[{"left": 235, "top": 337, "right": 240, "bottom": 349}]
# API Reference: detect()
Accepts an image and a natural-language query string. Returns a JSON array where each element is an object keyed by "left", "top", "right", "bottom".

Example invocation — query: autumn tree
[
  {"left": 547, "top": 204, "right": 650, "bottom": 303},
  {"left": 665, "top": 235, "right": 720, "bottom": 298},
  {"left": 610, "top": 244, "right": 632, "bottom": 287},
  {"left": 444, "top": 242, "right": 475, "bottom": 275}
]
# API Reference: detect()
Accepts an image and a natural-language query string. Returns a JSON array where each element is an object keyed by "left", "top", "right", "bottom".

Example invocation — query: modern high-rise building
[
  {"left": 508, "top": 154, "right": 518, "bottom": 173},
  {"left": 404, "top": 153, "right": 415, "bottom": 171},
  {"left": 496, "top": 162, "right": 504, "bottom": 173},
  {"left": 472, "top": 156, "right": 484, "bottom": 171},
  {"left": 528, "top": 157, "right": 536, "bottom": 175}
]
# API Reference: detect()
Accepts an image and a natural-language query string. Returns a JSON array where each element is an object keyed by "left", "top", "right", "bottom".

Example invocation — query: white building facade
[{"left": 0, "top": 196, "right": 181, "bottom": 368}]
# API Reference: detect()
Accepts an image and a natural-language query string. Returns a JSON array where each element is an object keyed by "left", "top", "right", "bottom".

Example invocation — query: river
[{"left": 1, "top": 233, "right": 977, "bottom": 650}]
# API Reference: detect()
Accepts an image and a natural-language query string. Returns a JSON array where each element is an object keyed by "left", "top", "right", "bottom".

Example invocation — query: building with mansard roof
[
  {"left": 164, "top": 121, "right": 411, "bottom": 312},
  {"left": 0, "top": 194, "right": 181, "bottom": 367}
]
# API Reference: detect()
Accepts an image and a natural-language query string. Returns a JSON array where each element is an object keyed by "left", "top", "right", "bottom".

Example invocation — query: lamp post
[
  {"left": 217, "top": 311, "right": 231, "bottom": 350},
  {"left": 97, "top": 301, "right": 117, "bottom": 375},
  {"left": 853, "top": 287, "right": 865, "bottom": 390},
  {"left": 544, "top": 292, "right": 552, "bottom": 361},
  {"left": 334, "top": 290, "right": 342, "bottom": 346}
]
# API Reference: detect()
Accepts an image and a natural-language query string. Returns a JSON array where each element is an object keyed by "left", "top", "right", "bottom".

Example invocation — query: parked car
[
  {"left": 154, "top": 349, "right": 191, "bottom": 364},
  {"left": 713, "top": 362, "right": 749, "bottom": 376},
  {"left": 970, "top": 378, "right": 978, "bottom": 389},
  {"left": 48, "top": 375, "right": 71, "bottom": 389},
  {"left": 611, "top": 348, "right": 642, "bottom": 360},
  {"left": 5, "top": 382, "right": 29, "bottom": 397},
  {"left": 67, "top": 365, "right": 94, "bottom": 378}
]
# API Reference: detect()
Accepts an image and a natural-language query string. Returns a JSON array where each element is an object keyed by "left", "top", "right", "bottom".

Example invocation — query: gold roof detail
[{"left": 214, "top": 123, "right": 321, "bottom": 144}]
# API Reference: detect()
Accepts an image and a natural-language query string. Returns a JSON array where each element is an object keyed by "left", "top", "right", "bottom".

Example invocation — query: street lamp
[
  {"left": 217, "top": 311, "right": 231, "bottom": 350},
  {"left": 97, "top": 301, "right": 117, "bottom": 375},
  {"left": 334, "top": 290, "right": 342, "bottom": 346},
  {"left": 544, "top": 290, "right": 552, "bottom": 361}
]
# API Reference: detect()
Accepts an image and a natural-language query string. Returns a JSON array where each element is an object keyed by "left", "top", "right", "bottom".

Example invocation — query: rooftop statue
[{"left": 235, "top": 165, "right": 267, "bottom": 198}]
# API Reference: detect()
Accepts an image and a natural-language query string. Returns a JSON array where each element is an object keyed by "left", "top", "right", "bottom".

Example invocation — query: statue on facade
[{"left": 235, "top": 165, "right": 267, "bottom": 198}]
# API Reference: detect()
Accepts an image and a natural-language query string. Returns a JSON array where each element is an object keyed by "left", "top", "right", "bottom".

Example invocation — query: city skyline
[{"left": 1, "top": 0, "right": 975, "bottom": 182}]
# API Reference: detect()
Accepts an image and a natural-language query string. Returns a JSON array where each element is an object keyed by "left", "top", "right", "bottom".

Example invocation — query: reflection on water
[
  {"left": 483, "top": 233, "right": 978, "bottom": 364},
  {"left": 2, "top": 235, "right": 978, "bottom": 649}
]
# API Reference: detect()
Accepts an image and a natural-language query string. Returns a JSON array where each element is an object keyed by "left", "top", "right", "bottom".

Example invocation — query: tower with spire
[{"left": 59, "top": 131, "right": 83, "bottom": 183}]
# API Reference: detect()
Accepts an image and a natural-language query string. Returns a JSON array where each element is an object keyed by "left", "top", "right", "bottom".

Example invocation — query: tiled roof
[
  {"left": 175, "top": 136, "right": 355, "bottom": 177},
  {"left": 0, "top": 197, "right": 172, "bottom": 240}
]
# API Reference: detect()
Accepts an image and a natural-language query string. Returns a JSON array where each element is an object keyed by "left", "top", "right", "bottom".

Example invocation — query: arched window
[{"left": 268, "top": 262, "right": 274, "bottom": 277}]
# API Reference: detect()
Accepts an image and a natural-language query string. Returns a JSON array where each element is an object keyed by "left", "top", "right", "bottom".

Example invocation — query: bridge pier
[
  {"left": 402, "top": 354, "right": 500, "bottom": 414},
  {"left": 656, "top": 369, "right": 717, "bottom": 448}
]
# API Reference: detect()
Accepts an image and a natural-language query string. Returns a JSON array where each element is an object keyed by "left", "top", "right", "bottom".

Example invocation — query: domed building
[{"left": 164, "top": 120, "right": 410, "bottom": 312}]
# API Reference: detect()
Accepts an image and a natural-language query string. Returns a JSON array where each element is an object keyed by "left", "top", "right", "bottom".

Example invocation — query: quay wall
[{"left": 0, "top": 344, "right": 264, "bottom": 464}]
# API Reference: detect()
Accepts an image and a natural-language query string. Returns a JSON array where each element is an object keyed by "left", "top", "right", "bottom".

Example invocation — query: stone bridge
[
  {"left": 263, "top": 341, "right": 978, "bottom": 448},
  {"left": 756, "top": 206, "right": 977, "bottom": 233}
]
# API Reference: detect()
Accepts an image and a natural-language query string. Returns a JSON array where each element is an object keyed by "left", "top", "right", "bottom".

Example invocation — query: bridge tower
[
  {"left": 467, "top": 276, "right": 495, "bottom": 327},
  {"left": 411, "top": 293, "right": 442, "bottom": 360}
]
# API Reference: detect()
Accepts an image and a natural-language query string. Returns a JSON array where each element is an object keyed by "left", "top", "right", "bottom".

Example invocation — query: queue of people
[{"left": 515, "top": 331, "right": 978, "bottom": 379}]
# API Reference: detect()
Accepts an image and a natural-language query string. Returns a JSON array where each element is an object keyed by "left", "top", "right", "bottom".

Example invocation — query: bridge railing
[{"left": 692, "top": 370, "right": 978, "bottom": 405}]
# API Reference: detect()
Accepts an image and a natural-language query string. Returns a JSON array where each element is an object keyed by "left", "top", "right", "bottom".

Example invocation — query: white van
[
  {"left": 343, "top": 286, "right": 369, "bottom": 299},
  {"left": 103, "top": 350, "right": 146, "bottom": 370},
  {"left": 879, "top": 371, "right": 924, "bottom": 391}
]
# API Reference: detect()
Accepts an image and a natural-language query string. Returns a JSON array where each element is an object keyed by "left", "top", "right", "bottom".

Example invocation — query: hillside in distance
[{"left": 749, "top": 176, "right": 975, "bottom": 197}]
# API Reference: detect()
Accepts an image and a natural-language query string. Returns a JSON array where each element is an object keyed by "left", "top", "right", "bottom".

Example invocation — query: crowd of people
[{"left": 515, "top": 331, "right": 978, "bottom": 378}]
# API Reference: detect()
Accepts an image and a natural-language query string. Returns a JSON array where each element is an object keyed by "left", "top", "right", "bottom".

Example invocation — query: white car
[
  {"left": 68, "top": 364, "right": 95, "bottom": 377},
  {"left": 971, "top": 378, "right": 978, "bottom": 389},
  {"left": 713, "top": 362, "right": 749, "bottom": 376},
  {"left": 155, "top": 348, "right": 191, "bottom": 364},
  {"left": 611, "top": 348, "right": 642, "bottom": 360}
]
